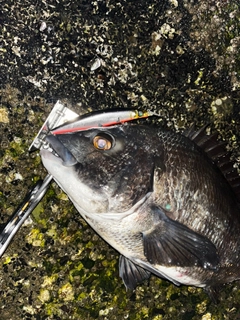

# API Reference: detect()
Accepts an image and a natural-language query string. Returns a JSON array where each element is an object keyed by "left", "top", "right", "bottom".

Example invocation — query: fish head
[{"left": 40, "top": 125, "right": 159, "bottom": 214}]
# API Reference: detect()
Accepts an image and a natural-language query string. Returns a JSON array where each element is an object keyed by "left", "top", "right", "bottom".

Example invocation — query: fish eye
[{"left": 93, "top": 133, "right": 113, "bottom": 150}]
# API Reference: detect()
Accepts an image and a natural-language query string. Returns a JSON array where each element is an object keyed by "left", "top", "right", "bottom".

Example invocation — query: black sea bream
[{"left": 40, "top": 122, "right": 240, "bottom": 300}]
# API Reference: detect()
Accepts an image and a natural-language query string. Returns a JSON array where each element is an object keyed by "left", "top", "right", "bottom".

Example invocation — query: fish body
[{"left": 40, "top": 122, "right": 240, "bottom": 298}]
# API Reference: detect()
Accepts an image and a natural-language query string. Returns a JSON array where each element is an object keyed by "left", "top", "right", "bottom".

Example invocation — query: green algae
[{"left": 25, "top": 228, "right": 45, "bottom": 247}]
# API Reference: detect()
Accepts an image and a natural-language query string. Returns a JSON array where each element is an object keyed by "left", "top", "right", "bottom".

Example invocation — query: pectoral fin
[
  {"left": 143, "top": 206, "right": 220, "bottom": 270},
  {"left": 119, "top": 255, "right": 151, "bottom": 289}
]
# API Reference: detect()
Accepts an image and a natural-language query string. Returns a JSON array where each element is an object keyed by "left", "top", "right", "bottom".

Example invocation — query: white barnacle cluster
[
  {"left": 89, "top": 39, "right": 139, "bottom": 98},
  {"left": 90, "top": 44, "right": 113, "bottom": 71},
  {"left": 160, "top": 23, "right": 176, "bottom": 40},
  {"left": 150, "top": 23, "right": 177, "bottom": 56},
  {"left": 210, "top": 96, "right": 233, "bottom": 119}
]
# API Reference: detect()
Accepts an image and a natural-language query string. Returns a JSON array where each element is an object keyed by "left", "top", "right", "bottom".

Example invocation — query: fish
[{"left": 40, "top": 118, "right": 240, "bottom": 301}]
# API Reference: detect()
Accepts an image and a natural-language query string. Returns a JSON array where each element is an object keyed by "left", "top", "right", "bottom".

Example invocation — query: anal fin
[{"left": 204, "top": 285, "right": 221, "bottom": 304}]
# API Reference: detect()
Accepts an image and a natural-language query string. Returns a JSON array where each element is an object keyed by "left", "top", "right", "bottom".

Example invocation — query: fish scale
[{"left": 157, "top": 133, "right": 239, "bottom": 254}]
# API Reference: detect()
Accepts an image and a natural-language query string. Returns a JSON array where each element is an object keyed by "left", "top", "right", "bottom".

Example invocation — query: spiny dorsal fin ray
[{"left": 184, "top": 125, "right": 240, "bottom": 202}]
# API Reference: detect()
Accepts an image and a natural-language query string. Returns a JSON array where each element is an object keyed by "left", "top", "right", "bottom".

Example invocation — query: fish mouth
[
  {"left": 40, "top": 147, "right": 63, "bottom": 167},
  {"left": 43, "top": 134, "right": 78, "bottom": 167},
  {"left": 40, "top": 137, "right": 110, "bottom": 214}
]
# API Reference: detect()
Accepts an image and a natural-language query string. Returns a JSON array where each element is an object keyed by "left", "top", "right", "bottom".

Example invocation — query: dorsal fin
[{"left": 184, "top": 125, "right": 240, "bottom": 202}]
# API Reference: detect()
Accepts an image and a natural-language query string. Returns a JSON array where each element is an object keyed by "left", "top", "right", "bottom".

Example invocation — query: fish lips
[{"left": 44, "top": 134, "right": 78, "bottom": 167}]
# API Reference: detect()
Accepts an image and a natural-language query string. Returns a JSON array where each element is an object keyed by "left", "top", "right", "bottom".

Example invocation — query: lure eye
[{"left": 93, "top": 133, "right": 113, "bottom": 150}]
